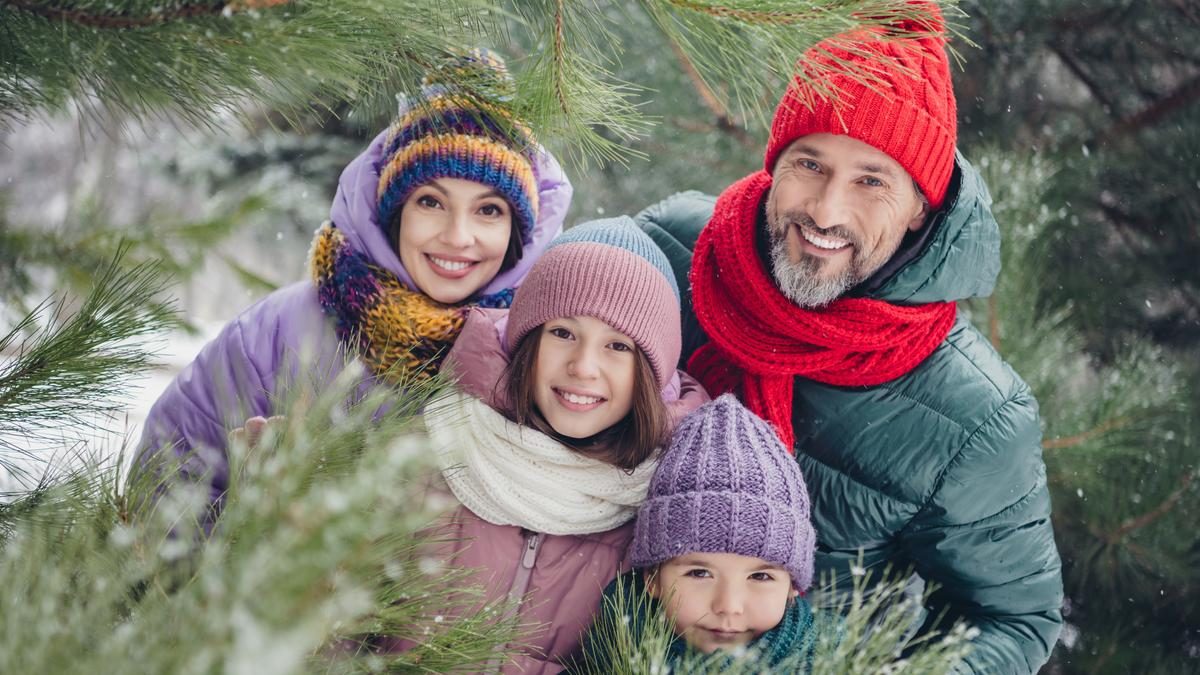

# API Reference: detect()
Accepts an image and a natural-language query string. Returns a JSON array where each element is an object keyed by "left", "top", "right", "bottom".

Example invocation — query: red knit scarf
[{"left": 687, "top": 171, "right": 958, "bottom": 449}]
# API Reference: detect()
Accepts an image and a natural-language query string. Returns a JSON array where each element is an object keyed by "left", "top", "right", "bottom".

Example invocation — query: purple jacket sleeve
[{"left": 135, "top": 283, "right": 327, "bottom": 507}]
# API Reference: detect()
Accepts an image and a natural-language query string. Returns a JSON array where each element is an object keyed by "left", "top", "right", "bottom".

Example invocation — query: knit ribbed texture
[
  {"left": 763, "top": 4, "right": 957, "bottom": 208},
  {"left": 309, "top": 222, "right": 513, "bottom": 382},
  {"left": 546, "top": 218, "right": 680, "bottom": 301},
  {"left": 506, "top": 217, "right": 681, "bottom": 388},
  {"left": 631, "top": 395, "right": 816, "bottom": 592},
  {"left": 426, "top": 391, "right": 656, "bottom": 535},
  {"left": 687, "top": 172, "right": 958, "bottom": 448},
  {"left": 375, "top": 49, "right": 539, "bottom": 242}
]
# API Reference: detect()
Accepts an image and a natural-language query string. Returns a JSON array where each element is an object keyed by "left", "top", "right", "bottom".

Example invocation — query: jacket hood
[
  {"left": 327, "top": 127, "right": 573, "bottom": 299},
  {"left": 858, "top": 151, "right": 1001, "bottom": 304}
]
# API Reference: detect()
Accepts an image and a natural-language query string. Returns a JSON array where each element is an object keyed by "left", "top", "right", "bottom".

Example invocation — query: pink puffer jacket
[{"left": 384, "top": 308, "right": 707, "bottom": 673}]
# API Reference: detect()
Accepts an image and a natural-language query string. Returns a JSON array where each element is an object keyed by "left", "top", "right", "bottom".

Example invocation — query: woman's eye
[
  {"left": 416, "top": 195, "right": 441, "bottom": 209},
  {"left": 684, "top": 569, "right": 712, "bottom": 579},
  {"left": 749, "top": 572, "right": 775, "bottom": 582},
  {"left": 548, "top": 327, "right": 573, "bottom": 340},
  {"left": 478, "top": 203, "right": 505, "bottom": 217}
]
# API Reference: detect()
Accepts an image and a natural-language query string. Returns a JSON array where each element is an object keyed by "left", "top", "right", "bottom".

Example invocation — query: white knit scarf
[{"left": 424, "top": 392, "right": 657, "bottom": 535}]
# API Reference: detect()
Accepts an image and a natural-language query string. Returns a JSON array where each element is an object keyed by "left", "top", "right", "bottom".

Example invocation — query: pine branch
[
  {"left": 1100, "top": 73, "right": 1200, "bottom": 143},
  {"left": 1042, "top": 416, "right": 1132, "bottom": 451},
  {"left": 1, "top": 0, "right": 289, "bottom": 29},
  {"left": 1047, "top": 41, "right": 1117, "bottom": 114},
  {"left": 664, "top": 31, "right": 756, "bottom": 148},
  {"left": 663, "top": 0, "right": 825, "bottom": 26},
  {"left": 1105, "top": 468, "right": 1198, "bottom": 543},
  {"left": 0, "top": 247, "right": 173, "bottom": 471}
]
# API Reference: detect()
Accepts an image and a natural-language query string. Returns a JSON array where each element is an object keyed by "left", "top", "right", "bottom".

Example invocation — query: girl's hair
[
  {"left": 503, "top": 326, "right": 670, "bottom": 471},
  {"left": 386, "top": 206, "right": 524, "bottom": 274}
]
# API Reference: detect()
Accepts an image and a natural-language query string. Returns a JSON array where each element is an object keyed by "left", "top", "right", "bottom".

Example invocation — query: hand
[{"left": 228, "top": 415, "right": 286, "bottom": 450}]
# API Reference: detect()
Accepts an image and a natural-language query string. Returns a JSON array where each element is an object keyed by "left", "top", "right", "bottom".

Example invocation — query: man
[{"left": 634, "top": 7, "right": 1064, "bottom": 674}]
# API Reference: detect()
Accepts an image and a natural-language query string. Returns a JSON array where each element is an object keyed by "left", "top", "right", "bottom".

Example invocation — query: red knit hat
[{"left": 763, "top": 4, "right": 957, "bottom": 209}]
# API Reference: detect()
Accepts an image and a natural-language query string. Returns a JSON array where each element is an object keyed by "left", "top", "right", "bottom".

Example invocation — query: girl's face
[
  {"left": 397, "top": 177, "right": 513, "bottom": 304},
  {"left": 648, "top": 552, "right": 798, "bottom": 654},
  {"left": 532, "top": 316, "right": 637, "bottom": 440}
]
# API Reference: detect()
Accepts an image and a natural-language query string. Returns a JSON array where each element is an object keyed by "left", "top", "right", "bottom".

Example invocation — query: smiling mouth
[
  {"left": 427, "top": 254, "right": 476, "bottom": 272},
  {"left": 796, "top": 224, "right": 852, "bottom": 251},
  {"left": 552, "top": 387, "right": 606, "bottom": 410}
]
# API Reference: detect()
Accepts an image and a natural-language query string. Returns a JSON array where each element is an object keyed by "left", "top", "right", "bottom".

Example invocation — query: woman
[{"left": 136, "top": 51, "right": 572, "bottom": 518}]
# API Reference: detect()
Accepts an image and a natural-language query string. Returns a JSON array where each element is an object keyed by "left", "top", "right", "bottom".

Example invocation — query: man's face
[{"left": 766, "top": 133, "right": 928, "bottom": 308}]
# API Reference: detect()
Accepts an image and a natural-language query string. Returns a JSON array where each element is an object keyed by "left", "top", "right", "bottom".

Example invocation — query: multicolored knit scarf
[
  {"left": 687, "top": 171, "right": 957, "bottom": 449},
  {"left": 310, "top": 222, "right": 513, "bottom": 382}
]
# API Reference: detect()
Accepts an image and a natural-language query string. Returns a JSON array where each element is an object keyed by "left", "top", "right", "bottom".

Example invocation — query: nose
[
  {"left": 807, "top": 179, "right": 851, "bottom": 231},
  {"left": 438, "top": 210, "right": 474, "bottom": 248},
  {"left": 711, "top": 580, "right": 745, "bottom": 617},
  {"left": 566, "top": 345, "right": 600, "bottom": 380}
]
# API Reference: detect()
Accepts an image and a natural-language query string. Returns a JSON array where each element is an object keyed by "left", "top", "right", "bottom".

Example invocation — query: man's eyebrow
[
  {"left": 784, "top": 144, "right": 823, "bottom": 160},
  {"left": 856, "top": 162, "right": 896, "bottom": 178}
]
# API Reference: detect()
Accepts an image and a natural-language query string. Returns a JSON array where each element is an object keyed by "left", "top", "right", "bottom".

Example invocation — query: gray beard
[{"left": 767, "top": 223, "right": 859, "bottom": 309}]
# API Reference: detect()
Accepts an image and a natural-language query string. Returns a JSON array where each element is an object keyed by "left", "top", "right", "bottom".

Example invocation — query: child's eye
[
  {"left": 416, "top": 194, "right": 442, "bottom": 209},
  {"left": 749, "top": 572, "right": 775, "bottom": 582},
  {"left": 548, "top": 327, "right": 573, "bottom": 340},
  {"left": 608, "top": 341, "right": 633, "bottom": 353},
  {"left": 683, "top": 568, "right": 712, "bottom": 579}
]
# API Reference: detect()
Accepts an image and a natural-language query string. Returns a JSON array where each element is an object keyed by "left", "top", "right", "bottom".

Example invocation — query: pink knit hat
[{"left": 505, "top": 217, "right": 682, "bottom": 389}]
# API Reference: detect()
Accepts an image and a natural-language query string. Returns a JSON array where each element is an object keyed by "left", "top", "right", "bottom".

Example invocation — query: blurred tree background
[{"left": 1, "top": 0, "right": 1197, "bottom": 672}]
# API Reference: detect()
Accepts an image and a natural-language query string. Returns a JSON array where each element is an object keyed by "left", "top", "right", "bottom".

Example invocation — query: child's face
[
  {"left": 397, "top": 177, "right": 513, "bottom": 304},
  {"left": 532, "top": 316, "right": 636, "bottom": 439},
  {"left": 648, "top": 551, "right": 798, "bottom": 654}
]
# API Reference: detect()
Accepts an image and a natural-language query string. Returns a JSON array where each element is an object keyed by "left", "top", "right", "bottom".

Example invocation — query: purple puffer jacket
[
  {"left": 136, "top": 128, "right": 572, "bottom": 508},
  {"left": 379, "top": 312, "right": 709, "bottom": 674}
]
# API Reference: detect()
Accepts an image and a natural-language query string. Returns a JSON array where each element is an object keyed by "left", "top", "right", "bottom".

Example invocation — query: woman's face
[
  {"left": 396, "top": 177, "right": 513, "bottom": 304},
  {"left": 532, "top": 316, "right": 637, "bottom": 439}
]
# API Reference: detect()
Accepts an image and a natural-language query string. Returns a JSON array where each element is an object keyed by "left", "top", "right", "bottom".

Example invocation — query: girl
[
  {"left": 135, "top": 50, "right": 572, "bottom": 514},
  {"left": 575, "top": 395, "right": 820, "bottom": 673},
  {"left": 394, "top": 218, "right": 708, "bottom": 673}
]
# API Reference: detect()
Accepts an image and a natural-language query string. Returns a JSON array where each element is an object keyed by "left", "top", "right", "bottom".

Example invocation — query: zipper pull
[{"left": 521, "top": 532, "right": 540, "bottom": 569}]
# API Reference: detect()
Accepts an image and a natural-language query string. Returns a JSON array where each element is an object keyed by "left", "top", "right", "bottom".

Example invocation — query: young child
[
  {"left": 390, "top": 218, "right": 708, "bottom": 673},
  {"left": 135, "top": 50, "right": 572, "bottom": 516},
  {"left": 575, "top": 394, "right": 819, "bottom": 672}
]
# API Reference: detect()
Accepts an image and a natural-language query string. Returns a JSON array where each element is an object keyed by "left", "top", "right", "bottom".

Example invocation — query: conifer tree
[{"left": 1, "top": 1, "right": 978, "bottom": 672}]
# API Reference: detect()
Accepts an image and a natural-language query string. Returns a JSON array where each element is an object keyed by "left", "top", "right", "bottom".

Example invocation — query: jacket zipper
[{"left": 485, "top": 530, "right": 543, "bottom": 674}]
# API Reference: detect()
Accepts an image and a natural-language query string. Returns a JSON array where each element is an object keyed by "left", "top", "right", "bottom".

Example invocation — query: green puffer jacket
[{"left": 633, "top": 154, "right": 1064, "bottom": 675}]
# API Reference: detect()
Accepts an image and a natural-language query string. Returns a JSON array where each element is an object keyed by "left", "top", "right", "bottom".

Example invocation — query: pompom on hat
[
  {"left": 376, "top": 48, "right": 539, "bottom": 247},
  {"left": 505, "top": 217, "right": 681, "bottom": 389},
  {"left": 763, "top": 3, "right": 957, "bottom": 209},
  {"left": 631, "top": 394, "right": 817, "bottom": 592}
]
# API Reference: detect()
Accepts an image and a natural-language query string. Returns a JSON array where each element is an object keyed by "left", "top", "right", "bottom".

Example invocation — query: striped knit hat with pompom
[
  {"left": 376, "top": 48, "right": 539, "bottom": 246},
  {"left": 631, "top": 394, "right": 816, "bottom": 592}
]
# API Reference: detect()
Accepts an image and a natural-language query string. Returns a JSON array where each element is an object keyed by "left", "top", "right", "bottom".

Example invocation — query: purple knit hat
[
  {"left": 631, "top": 394, "right": 817, "bottom": 591},
  {"left": 505, "top": 217, "right": 682, "bottom": 389}
]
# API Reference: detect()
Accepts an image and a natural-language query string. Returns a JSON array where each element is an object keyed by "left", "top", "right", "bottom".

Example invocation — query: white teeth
[
  {"left": 560, "top": 390, "right": 602, "bottom": 405},
  {"left": 800, "top": 228, "right": 849, "bottom": 250},
  {"left": 429, "top": 255, "right": 471, "bottom": 271}
]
